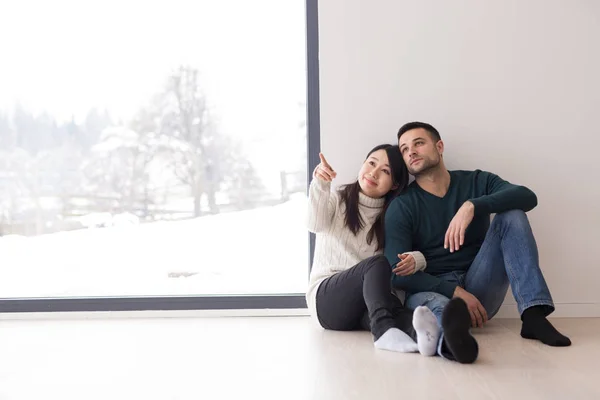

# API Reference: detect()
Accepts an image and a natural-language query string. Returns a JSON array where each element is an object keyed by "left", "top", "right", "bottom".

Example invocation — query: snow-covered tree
[{"left": 131, "top": 65, "right": 267, "bottom": 217}]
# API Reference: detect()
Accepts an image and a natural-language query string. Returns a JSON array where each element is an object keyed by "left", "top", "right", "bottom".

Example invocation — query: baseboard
[
  {"left": 2, "top": 304, "right": 598, "bottom": 321},
  {"left": 0, "top": 308, "right": 312, "bottom": 321},
  {"left": 494, "top": 303, "right": 600, "bottom": 318}
]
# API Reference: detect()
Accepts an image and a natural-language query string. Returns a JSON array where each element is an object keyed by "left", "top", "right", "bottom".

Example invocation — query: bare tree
[
  {"left": 159, "top": 66, "right": 219, "bottom": 216},
  {"left": 83, "top": 127, "right": 160, "bottom": 214},
  {"left": 84, "top": 65, "right": 268, "bottom": 219}
]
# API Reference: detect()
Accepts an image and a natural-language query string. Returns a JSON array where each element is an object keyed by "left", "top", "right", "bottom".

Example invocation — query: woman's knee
[
  {"left": 364, "top": 255, "right": 391, "bottom": 271},
  {"left": 367, "top": 254, "right": 389, "bottom": 264}
]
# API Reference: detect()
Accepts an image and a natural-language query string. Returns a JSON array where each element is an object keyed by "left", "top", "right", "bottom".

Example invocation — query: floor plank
[{"left": 0, "top": 316, "right": 596, "bottom": 399}]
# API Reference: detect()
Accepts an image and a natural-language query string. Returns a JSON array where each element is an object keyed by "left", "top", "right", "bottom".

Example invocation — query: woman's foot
[{"left": 374, "top": 328, "right": 418, "bottom": 353}]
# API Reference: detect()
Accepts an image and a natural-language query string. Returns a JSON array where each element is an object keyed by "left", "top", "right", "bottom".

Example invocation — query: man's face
[{"left": 398, "top": 128, "right": 442, "bottom": 175}]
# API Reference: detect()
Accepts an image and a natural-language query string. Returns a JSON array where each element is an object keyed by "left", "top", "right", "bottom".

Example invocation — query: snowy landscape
[{"left": 0, "top": 194, "right": 309, "bottom": 298}]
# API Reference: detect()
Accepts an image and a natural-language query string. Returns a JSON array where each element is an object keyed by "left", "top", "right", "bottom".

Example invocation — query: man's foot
[
  {"left": 374, "top": 328, "right": 419, "bottom": 353},
  {"left": 441, "top": 298, "right": 479, "bottom": 364},
  {"left": 413, "top": 306, "right": 441, "bottom": 356},
  {"left": 521, "top": 306, "right": 571, "bottom": 347}
]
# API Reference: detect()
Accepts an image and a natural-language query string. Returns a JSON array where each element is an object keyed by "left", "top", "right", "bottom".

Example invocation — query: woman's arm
[{"left": 307, "top": 178, "right": 338, "bottom": 233}]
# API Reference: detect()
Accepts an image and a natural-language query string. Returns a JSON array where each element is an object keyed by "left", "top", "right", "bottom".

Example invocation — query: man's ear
[{"left": 436, "top": 139, "right": 444, "bottom": 155}]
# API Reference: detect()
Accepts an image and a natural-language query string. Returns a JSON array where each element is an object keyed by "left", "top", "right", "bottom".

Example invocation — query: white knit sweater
[{"left": 305, "top": 178, "right": 426, "bottom": 321}]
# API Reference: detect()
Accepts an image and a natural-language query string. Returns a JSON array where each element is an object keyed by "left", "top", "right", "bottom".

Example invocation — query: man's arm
[
  {"left": 469, "top": 170, "right": 538, "bottom": 216},
  {"left": 384, "top": 200, "right": 458, "bottom": 299}
]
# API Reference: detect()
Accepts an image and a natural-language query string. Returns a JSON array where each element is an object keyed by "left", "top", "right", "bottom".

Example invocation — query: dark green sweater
[{"left": 384, "top": 170, "right": 537, "bottom": 299}]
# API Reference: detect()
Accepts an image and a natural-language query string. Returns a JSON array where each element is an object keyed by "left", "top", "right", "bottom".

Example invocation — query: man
[{"left": 384, "top": 121, "right": 571, "bottom": 363}]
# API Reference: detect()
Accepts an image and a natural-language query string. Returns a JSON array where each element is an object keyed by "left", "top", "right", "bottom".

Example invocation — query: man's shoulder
[
  {"left": 450, "top": 169, "right": 498, "bottom": 183},
  {"left": 450, "top": 169, "right": 476, "bottom": 177},
  {"left": 450, "top": 169, "right": 495, "bottom": 177}
]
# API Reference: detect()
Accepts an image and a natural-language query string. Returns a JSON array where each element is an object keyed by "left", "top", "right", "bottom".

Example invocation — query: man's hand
[
  {"left": 444, "top": 201, "right": 475, "bottom": 252},
  {"left": 392, "top": 253, "right": 416, "bottom": 276},
  {"left": 453, "top": 286, "right": 488, "bottom": 328}
]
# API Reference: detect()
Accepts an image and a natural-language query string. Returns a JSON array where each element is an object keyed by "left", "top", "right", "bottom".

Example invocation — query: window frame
[{"left": 0, "top": 0, "right": 320, "bottom": 314}]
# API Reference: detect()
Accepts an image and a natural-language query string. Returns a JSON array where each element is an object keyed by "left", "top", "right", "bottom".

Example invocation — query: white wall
[{"left": 318, "top": 0, "right": 600, "bottom": 316}]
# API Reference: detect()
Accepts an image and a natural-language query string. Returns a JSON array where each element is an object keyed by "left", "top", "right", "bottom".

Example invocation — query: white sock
[
  {"left": 374, "top": 328, "right": 418, "bottom": 353},
  {"left": 413, "top": 306, "right": 441, "bottom": 356}
]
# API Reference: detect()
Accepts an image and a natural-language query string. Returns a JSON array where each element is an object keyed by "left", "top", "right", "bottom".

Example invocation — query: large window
[{"left": 0, "top": 0, "right": 318, "bottom": 310}]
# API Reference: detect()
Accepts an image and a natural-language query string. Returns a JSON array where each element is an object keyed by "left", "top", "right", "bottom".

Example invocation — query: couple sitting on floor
[{"left": 306, "top": 121, "right": 570, "bottom": 364}]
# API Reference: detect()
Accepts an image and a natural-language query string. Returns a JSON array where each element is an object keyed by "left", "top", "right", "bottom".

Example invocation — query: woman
[{"left": 306, "top": 144, "right": 440, "bottom": 355}]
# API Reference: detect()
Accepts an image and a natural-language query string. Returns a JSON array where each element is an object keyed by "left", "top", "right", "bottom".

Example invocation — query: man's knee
[
  {"left": 493, "top": 209, "right": 531, "bottom": 231},
  {"left": 494, "top": 209, "right": 527, "bottom": 223}
]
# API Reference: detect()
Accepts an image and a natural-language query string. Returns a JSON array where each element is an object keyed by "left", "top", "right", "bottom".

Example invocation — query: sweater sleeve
[
  {"left": 307, "top": 178, "right": 338, "bottom": 233},
  {"left": 469, "top": 170, "right": 538, "bottom": 216},
  {"left": 384, "top": 199, "right": 458, "bottom": 298},
  {"left": 403, "top": 251, "right": 427, "bottom": 272}
]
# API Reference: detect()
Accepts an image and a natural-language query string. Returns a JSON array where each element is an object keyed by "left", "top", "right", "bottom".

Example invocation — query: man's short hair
[{"left": 397, "top": 122, "right": 441, "bottom": 142}]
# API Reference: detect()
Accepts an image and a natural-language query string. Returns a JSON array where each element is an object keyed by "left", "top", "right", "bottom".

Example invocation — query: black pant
[{"left": 315, "top": 255, "right": 416, "bottom": 341}]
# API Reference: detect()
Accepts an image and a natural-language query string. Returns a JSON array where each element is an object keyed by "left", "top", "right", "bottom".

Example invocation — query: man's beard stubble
[{"left": 409, "top": 155, "right": 441, "bottom": 177}]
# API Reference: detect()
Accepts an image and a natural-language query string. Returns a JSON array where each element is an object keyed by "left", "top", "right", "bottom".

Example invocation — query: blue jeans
[{"left": 405, "top": 210, "right": 554, "bottom": 357}]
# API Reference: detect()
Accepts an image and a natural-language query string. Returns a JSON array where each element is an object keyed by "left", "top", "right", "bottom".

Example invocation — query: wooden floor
[{"left": 0, "top": 316, "right": 598, "bottom": 399}]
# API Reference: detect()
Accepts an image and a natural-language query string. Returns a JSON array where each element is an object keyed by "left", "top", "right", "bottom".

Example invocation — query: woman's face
[{"left": 357, "top": 149, "right": 396, "bottom": 198}]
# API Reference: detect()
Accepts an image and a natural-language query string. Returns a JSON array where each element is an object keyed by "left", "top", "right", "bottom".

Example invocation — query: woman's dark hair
[{"left": 338, "top": 144, "right": 408, "bottom": 250}]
